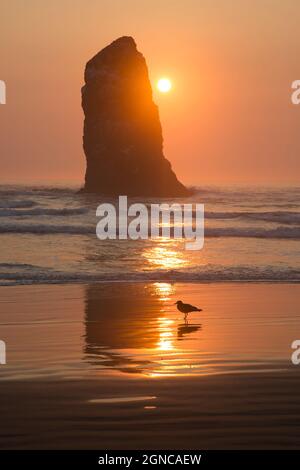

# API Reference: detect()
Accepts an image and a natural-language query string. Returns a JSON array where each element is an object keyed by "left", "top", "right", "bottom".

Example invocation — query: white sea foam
[
  {"left": 0, "top": 207, "right": 88, "bottom": 217},
  {"left": 0, "top": 262, "right": 299, "bottom": 285},
  {"left": 0, "top": 222, "right": 299, "bottom": 239}
]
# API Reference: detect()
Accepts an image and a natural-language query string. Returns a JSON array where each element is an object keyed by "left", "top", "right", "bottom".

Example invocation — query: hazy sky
[{"left": 1, "top": 0, "right": 300, "bottom": 185}]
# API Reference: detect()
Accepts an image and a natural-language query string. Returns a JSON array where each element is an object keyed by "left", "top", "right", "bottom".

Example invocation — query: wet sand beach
[{"left": 0, "top": 282, "right": 300, "bottom": 449}]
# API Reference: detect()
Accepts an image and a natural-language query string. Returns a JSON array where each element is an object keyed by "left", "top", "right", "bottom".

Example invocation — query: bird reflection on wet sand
[{"left": 177, "top": 322, "right": 202, "bottom": 339}]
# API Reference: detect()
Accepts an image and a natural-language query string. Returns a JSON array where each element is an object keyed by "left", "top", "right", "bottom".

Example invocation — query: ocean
[
  {"left": 0, "top": 185, "right": 299, "bottom": 285},
  {"left": 1, "top": 185, "right": 300, "bottom": 449}
]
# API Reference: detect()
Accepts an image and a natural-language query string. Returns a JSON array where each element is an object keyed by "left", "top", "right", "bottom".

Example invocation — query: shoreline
[{"left": 1, "top": 279, "right": 300, "bottom": 287}]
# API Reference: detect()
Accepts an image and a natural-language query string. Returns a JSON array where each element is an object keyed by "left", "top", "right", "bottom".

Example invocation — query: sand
[{"left": 0, "top": 282, "right": 299, "bottom": 449}]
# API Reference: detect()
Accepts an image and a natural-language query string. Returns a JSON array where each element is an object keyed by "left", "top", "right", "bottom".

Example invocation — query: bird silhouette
[{"left": 174, "top": 300, "right": 202, "bottom": 322}]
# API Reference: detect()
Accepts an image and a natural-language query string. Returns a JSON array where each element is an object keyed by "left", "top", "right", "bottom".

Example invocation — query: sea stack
[{"left": 81, "top": 36, "right": 189, "bottom": 196}]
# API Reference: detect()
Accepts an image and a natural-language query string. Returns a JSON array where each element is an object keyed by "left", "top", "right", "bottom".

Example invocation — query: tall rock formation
[{"left": 81, "top": 36, "right": 189, "bottom": 196}]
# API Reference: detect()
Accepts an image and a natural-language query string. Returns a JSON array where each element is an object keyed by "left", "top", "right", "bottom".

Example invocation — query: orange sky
[{"left": 1, "top": 0, "right": 300, "bottom": 186}]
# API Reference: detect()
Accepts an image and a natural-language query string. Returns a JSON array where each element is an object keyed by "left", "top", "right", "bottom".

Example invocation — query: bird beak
[{"left": 173, "top": 302, "right": 177, "bottom": 305}]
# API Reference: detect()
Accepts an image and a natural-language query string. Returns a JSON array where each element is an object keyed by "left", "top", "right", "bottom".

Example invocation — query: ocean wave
[
  {"left": 0, "top": 207, "right": 89, "bottom": 217},
  {"left": 206, "top": 226, "right": 300, "bottom": 239},
  {"left": 0, "top": 223, "right": 299, "bottom": 239},
  {"left": 192, "top": 186, "right": 300, "bottom": 200},
  {"left": 1, "top": 204, "right": 299, "bottom": 227},
  {"left": 141, "top": 206, "right": 300, "bottom": 225},
  {"left": 0, "top": 262, "right": 299, "bottom": 285},
  {"left": 0, "top": 200, "right": 37, "bottom": 209},
  {"left": 0, "top": 186, "right": 79, "bottom": 197},
  {"left": 205, "top": 210, "right": 300, "bottom": 225},
  {"left": 0, "top": 223, "right": 93, "bottom": 235}
]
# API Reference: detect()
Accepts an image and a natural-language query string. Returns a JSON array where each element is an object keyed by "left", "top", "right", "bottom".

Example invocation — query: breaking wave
[
  {"left": 0, "top": 262, "right": 299, "bottom": 285},
  {"left": 0, "top": 200, "right": 37, "bottom": 209},
  {"left": 0, "top": 207, "right": 88, "bottom": 217},
  {"left": 205, "top": 210, "right": 300, "bottom": 225},
  {"left": 0, "top": 223, "right": 299, "bottom": 239}
]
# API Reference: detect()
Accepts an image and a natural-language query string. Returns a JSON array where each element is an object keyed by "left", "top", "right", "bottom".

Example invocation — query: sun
[{"left": 157, "top": 77, "right": 172, "bottom": 93}]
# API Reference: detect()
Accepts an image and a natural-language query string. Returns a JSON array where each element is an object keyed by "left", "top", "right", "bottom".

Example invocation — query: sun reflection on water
[
  {"left": 152, "top": 282, "right": 175, "bottom": 301},
  {"left": 142, "top": 240, "right": 190, "bottom": 271},
  {"left": 157, "top": 317, "right": 176, "bottom": 351}
]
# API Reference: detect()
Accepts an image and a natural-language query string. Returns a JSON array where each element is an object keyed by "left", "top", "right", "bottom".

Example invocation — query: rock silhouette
[{"left": 81, "top": 36, "right": 189, "bottom": 196}]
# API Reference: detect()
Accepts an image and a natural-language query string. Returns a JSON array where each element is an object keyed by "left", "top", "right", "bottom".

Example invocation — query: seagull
[{"left": 174, "top": 300, "right": 202, "bottom": 321}]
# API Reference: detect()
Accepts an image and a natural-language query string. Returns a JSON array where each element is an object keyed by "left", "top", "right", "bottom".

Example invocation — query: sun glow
[
  {"left": 157, "top": 77, "right": 172, "bottom": 93},
  {"left": 142, "top": 242, "right": 189, "bottom": 270}
]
